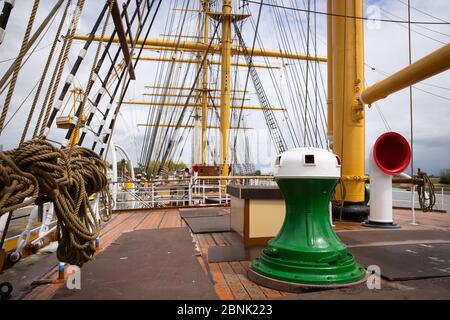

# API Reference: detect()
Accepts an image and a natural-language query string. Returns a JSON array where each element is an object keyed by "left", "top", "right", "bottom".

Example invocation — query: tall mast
[
  {"left": 219, "top": 0, "right": 232, "bottom": 179},
  {"left": 330, "top": 0, "right": 367, "bottom": 219},
  {"left": 201, "top": 0, "right": 210, "bottom": 165}
]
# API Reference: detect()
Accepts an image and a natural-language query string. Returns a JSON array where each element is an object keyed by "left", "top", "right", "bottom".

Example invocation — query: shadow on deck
[{"left": 12, "top": 207, "right": 450, "bottom": 300}]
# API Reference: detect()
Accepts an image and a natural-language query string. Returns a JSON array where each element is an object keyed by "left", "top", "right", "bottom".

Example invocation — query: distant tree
[
  {"left": 146, "top": 160, "right": 186, "bottom": 177},
  {"left": 255, "top": 170, "right": 261, "bottom": 176},
  {"left": 439, "top": 169, "right": 450, "bottom": 185}
]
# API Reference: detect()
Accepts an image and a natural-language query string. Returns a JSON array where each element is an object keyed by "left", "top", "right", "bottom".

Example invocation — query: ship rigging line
[
  {"left": 244, "top": 0, "right": 450, "bottom": 24},
  {"left": 396, "top": 0, "right": 448, "bottom": 23},
  {"left": 20, "top": 0, "right": 72, "bottom": 144},
  {"left": 232, "top": 0, "right": 264, "bottom": 163},
  {"left": 141, "top": 0, "right": 195, "bottom": 172},
  {"left": 270, "top": 0, "right": 315, "bottom": 146},
  {"left": 0, "top": 0, "right": 40, "bottom": 135},
  {"left": 367, "top": 0, "right": 449, "bottom": 45},
  {"left": 0, "top": 4, "right": 63, "bottom": 129},
  {"left": 268, "top": 0, "right": 327, "bottom": 147},
  {"left": 36, "top": 0, "right": 86, "bottom": 138},
  {"left": 0, "top": 0, "right": 65, "bottom": 93},
  {"left": 304, "top": 0, "right": 311, "bottom": 146},
  {"left": 64, "top": 0, "right": 115, "bottom": 147},
  {"left": 139, "top": 0, "right": 190, "bottom": 169},
  {"left": 408, "top": 0, "right": 414, "bottom": 188},
  {"left": 155, "top": 15, "right": 223, "bottom": 174},
  {"left": 42, "top": 1, "right": 108, "bottom": 141},
  {"left": 102, "top": 0, "right": 163, "bottom": 158},
  {"left": 85, "top": 0, "right": 141, "bottom": 150}
]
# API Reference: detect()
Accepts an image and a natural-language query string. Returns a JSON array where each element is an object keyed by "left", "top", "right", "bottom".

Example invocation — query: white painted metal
[
  {"left": 368, "top": 148, "right": 394, "bottom": 223},
  {"left": 11, "top": 206, "right": 40, "bottom": 260},
  {"left": 32, "top": 203, "right": 55, "bottom": 247},
  {"left": 114, "top": 143, "right": 136, "bottom": 182},
  {"left": 411, "top": 185, "right": 418, "bottom": 225},
  {"left": 110, "top": 140, "right": 118, "bottom": 208},
  {"left": 274, "top": 147, "right": 341, "bottom": 179}
]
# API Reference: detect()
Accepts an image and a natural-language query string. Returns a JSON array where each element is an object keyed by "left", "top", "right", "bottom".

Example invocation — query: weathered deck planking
[{"left": 22, "top": 207, "right": 450, "bottom": 300}]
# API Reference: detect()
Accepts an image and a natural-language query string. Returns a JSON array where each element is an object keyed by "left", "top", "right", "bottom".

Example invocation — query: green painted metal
[
  {"left": 251, "top": 178, "right": 366, "bottom": 285},
  {"left": 364, "top": 182, "right": 370, "bottom": 204}
]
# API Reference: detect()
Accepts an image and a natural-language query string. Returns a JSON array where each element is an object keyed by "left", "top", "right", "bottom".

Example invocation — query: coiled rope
[
  {"left": 416, "top": 169, "right": 436, "bottom": 212},
  {"left": 0, "top": 139, "right": 107, "bottom": 266}
]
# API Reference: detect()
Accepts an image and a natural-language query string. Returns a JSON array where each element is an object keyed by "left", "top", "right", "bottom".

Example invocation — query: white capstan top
[{"left": 273, "top": 147, "right": 341, "bottom": 179}]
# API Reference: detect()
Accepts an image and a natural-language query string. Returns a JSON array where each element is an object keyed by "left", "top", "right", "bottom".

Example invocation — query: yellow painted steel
[
  {"left": 56, "top": 87, "right": 84, "bottom": 146},
  {"left": 142, "top": 93, "right": 250, "bottom": 100},
  {"left": 331, "top": 0, "right": 366, "bottom": 203},
  {"left": 159, "top": 34, "right": 211, "bottom": 39},
  {"left": 326, "top": 0, "right": 333, "bottom": 145},
  {"left": 72, "top": 34, "right": 327, "bottom": 62},
  {"left": 360, "top": 43, "right": 450, "bottom": 105},
  {"left": 137, "top": 123, "right": 252, "bottom": 129},
  {"left": 220, "top": 0, "right": 232, "bottom": 179},
  {"left": 143, "top": 86, "right": 248, "bottom": 92},
  {"left": 121, "top": 100, "right": 286, "bottom": 111},
  {"left": 201, "top": 0, "right": 209, "bottom": 165},
  {"left": 125, "top": 180, "right": 133, "bottom": 189},
  {"left": 136, "top": 56, "right": 280, "bottom": 69},
  {"left": 193, "top": 0, "right": 203, "bottom": 165}
]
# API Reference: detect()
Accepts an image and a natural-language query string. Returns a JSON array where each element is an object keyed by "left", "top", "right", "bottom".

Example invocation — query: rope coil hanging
[
  {"left": 0, "top": 139, "right": 108, "bottom": 266},
  {"left": 415, "top": 169, "right": 436, "bottom": 212}
]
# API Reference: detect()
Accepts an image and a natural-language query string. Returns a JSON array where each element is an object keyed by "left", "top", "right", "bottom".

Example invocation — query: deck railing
[{"left": 112, "top": 176, "right": 275, "bottom": 210}]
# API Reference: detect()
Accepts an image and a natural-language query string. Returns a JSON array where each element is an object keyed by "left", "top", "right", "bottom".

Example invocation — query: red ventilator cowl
[{"left": 373, "top": 132, "right": 411, "bottom": 175}]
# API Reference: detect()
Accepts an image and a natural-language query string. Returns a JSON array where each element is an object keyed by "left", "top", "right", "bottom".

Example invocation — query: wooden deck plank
[
  {"left": 211, "top": 233, "right": 228, "bottom": 246},
  {"left": 136, "top": 211, "right": 164, "bottom": 230},
  {"left": 158, "top": 211, "right": 170, "bottom": 228},
  {"left": 218, "top": 262, "right": 251, "bottom": 300},
  {"left": 163, "top": 211, "right": 180, "bottom": 228},
  {"left": 29, "top": 206, "right": 450, "bottom": 301},
  {"left": 194, "top": 234, "right": 209, "bottom": 256},
  {"left": 229, "top": 261, "right": 267, "bottom": 300},
  {"left": 204, "top": 234, "right": 217, "bottom": 246},
  {"left": 100, "top": 212, "right": 133, "bottom": 236},
  {"left": 209, "top": 263, "right": 234, "bottom": 300},
  {"left": 240, "top": 261, "right": 282, "bottom": 298}
]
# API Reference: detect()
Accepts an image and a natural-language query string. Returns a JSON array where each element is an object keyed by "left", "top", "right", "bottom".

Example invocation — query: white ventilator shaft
[{"left": 369, "top": 148, "right": 394, "bottom": 223}]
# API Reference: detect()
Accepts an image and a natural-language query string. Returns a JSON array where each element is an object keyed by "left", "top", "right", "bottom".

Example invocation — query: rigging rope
[
  {"left": 35, "top": 0, "right": 86, "bottom": 138},
  {"left": 0, "top": 0, "right": 40, "bottom": 134},
  {"left": 66, "top": 0, "right": 115, "bottom": 146},
  {"left": 21, "top": 0, "right": 72, "bottom": 144}
]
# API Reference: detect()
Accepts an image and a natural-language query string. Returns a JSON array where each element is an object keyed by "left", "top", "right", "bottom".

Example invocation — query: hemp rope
[
  {"left": 0, "top": 139, "right": 107, "bottom": 266},
  {"left": 21, "top": 0, "right": 73, "bottom": 144},
  {"left": 35, "top": 0, "right": 86, "bottom": 138},
  {"left": 0, "top": 0, "right": 40, "bottom": 134}
]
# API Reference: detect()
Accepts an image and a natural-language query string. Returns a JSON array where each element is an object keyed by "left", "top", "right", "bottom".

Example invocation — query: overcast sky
[{"left": 0, "top": 0, "right": 449, "bottom": 175}]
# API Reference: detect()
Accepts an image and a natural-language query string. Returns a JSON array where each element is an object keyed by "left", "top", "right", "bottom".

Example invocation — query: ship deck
[{"left": 6, "top": 207, "right": 450, "bottom": 300}]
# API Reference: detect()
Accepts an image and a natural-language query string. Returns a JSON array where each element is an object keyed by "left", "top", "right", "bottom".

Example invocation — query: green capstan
[{"left": 250, "top": 148, "right": 366, "bottom": 285}]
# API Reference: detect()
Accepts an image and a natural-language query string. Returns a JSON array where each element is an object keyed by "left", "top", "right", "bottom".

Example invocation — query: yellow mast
[
  {"left": 201, "top": 0, "right": 209, "bottom": 165},
  {"left": 193, "top": 1, "right": 203, "bottom": 165},
  {"left": 326, "top": 0, "right": 333, "bottom": 146},
  {"left": 219, "top": 0, "right": 232, "bottom": 178},
  {"left": 331, "top": 0, "right": 367, "bottom": 218}
]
